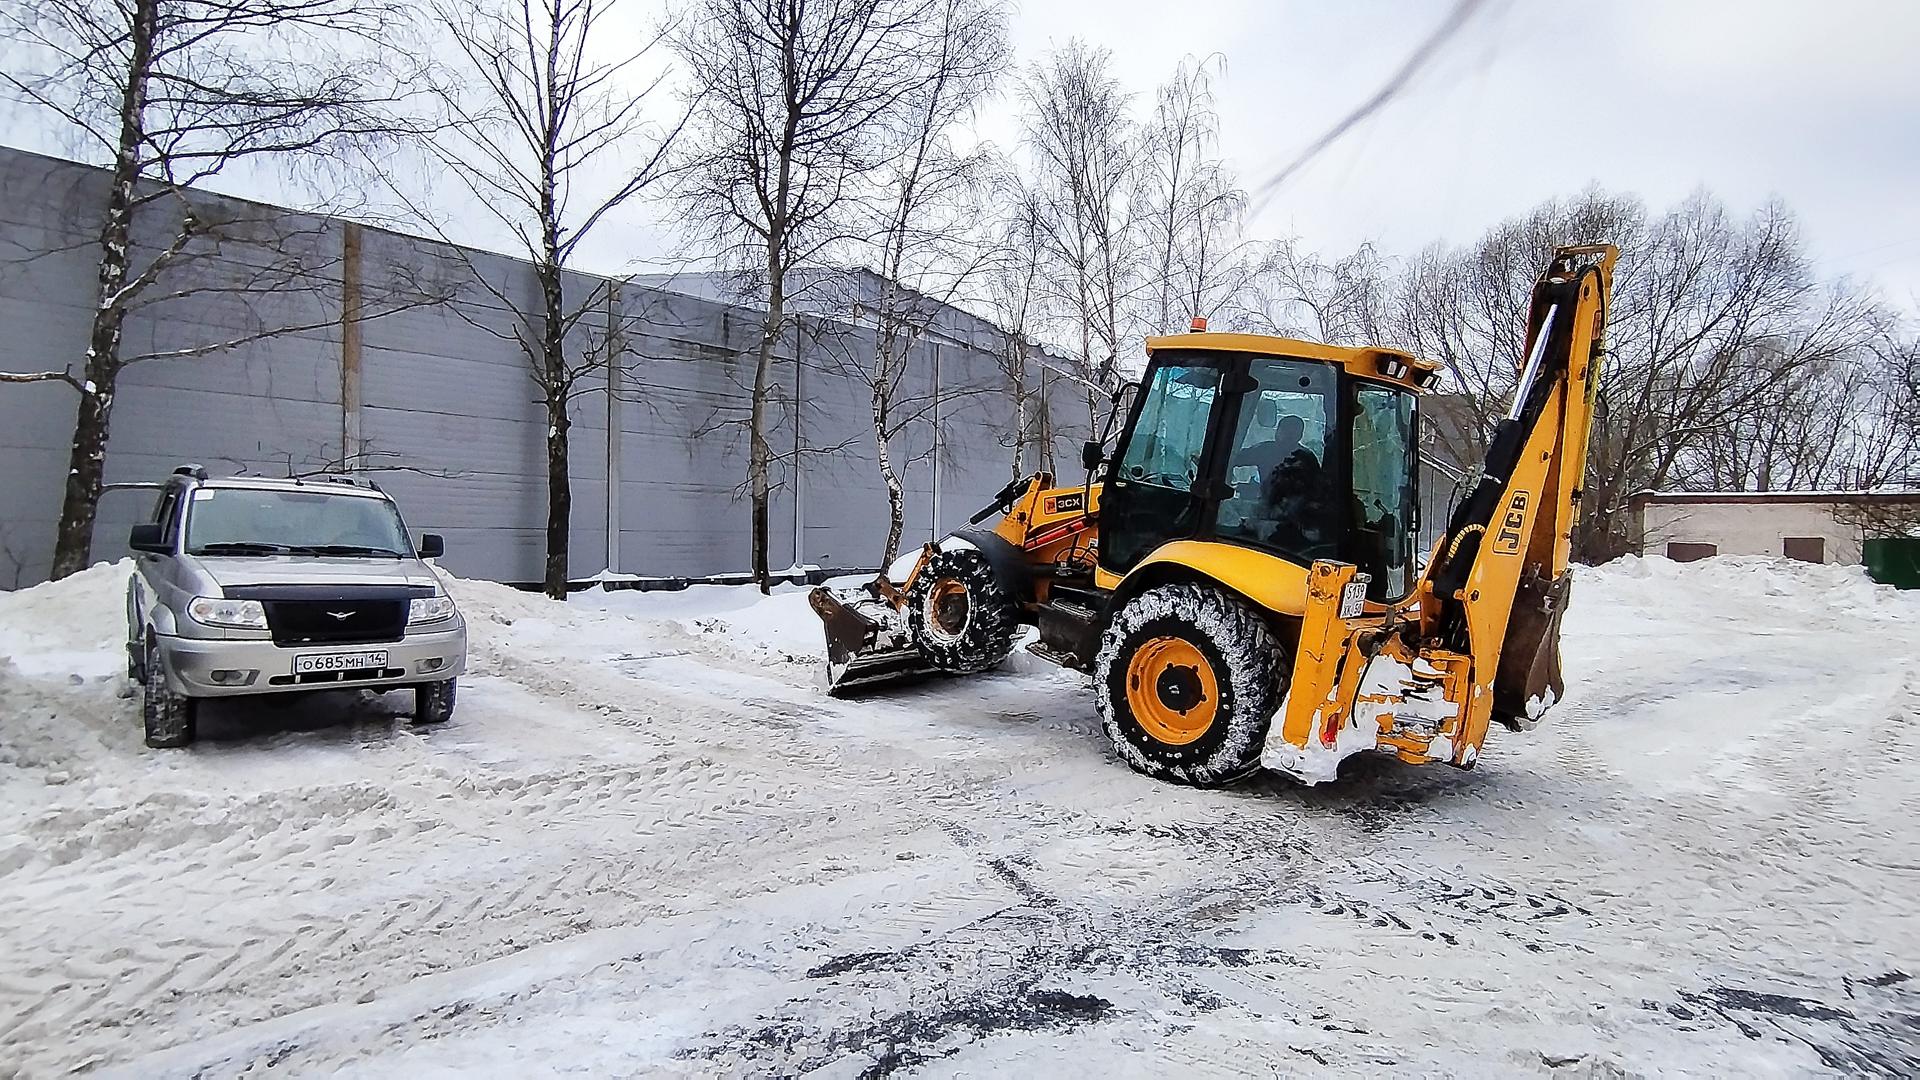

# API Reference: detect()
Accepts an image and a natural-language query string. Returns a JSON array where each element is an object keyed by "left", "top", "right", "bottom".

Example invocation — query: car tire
[
  {"left": 414, "top": 679, "right": 457, "bottom": 725},
  {"left": 142, "top": 655, "right": 198, "bottom": 749},
  {"left": 906, "top": 546, "right": 1021, "bottom": 674},
  {"left": 1095, "top": 584, "right": 1283, "bottom": 787}
]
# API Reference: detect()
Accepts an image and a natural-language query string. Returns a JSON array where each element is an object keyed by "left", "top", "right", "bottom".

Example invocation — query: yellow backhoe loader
[{"left": 811, "top": 245, "right": 1616, "bottom": 787}]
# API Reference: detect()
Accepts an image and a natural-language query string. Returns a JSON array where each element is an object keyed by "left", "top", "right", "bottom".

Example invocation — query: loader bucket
[
  {"left": 808, "top": 584, "right": 939, "bottom": 696},
  {"left": 1492, "top": 570, "right": 1571, "bottom": 730}
]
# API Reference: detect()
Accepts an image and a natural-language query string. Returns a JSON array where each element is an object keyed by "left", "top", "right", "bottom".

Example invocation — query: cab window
[
  {"left": 1102, "top": 362, "right": 1222, "bottom": 570},
  {"left": 1114, "top": 363, "right": 1219, "bottom": 492},
  {"left": 1351, "top": 384, "right": 1416, "bottom": 599},
  {"left": 1216, "top": 359, "right": 1339, "bottom": 562}
]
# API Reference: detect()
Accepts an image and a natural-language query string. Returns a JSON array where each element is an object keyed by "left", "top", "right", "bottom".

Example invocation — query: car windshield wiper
[
  {"left": 289, "top": 544, "right": 408, "bottom": 558},
  {"left": 193, "top": 542, "right": 296, "bottom": 555}
]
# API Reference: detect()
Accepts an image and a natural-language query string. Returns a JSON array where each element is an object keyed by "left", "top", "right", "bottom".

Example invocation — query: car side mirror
[
  {"left": 129, "top": 523, "right": 168, "bottom": 554},
  {"left": 418, "top": 533, "right": 445, "bottom": 559},
  {"left": 1081, "top": 440, "right": 1104, "bottom": 473}
]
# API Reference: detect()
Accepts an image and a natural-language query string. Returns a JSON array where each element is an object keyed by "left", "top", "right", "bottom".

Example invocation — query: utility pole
[{"left": 605, "top": 282, "right": 623, "bottom": 575}]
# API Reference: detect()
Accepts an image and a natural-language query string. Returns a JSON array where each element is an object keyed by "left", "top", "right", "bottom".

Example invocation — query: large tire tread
[
  {"left": 1095, "top": 584, "right": 1283, "bottom": 787},
  {"left": 907, "top": 547, "right": 1021, "bottom": 674}
]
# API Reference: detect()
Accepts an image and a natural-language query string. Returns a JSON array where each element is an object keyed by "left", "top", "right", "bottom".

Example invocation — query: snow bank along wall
[
  {"left": 1629, "top": 490, "right": 1920, "bottom": 565},
  {"left": 0, "top": 148, "right": 1093, "bottom": 588}
]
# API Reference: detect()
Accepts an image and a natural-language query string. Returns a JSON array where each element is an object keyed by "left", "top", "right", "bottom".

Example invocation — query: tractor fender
[
  {"left": 1113, "top": 541, "right": 1311, "bottom": 622},
  {"left": 949, "top": 527, "right": 1036, "bottom": 604}
]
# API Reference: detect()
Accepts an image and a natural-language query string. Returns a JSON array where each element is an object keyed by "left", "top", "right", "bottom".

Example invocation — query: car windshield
[{"left": 184, "top": 488, "right": 412, "bottom": 557}]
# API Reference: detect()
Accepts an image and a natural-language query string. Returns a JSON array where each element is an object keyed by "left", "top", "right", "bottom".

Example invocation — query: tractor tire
[
  {"left": 1096, "top": 584, "right": 1283, "bottom": 787},
  {"left": 414, "top": 679, "right": 457, "bottom": 725},
  {"left": 142, "top": 657, "right": 198, "bottom": 749},
  {"left": 907, "top": 546, "right": 1021, "bottom": 674}
]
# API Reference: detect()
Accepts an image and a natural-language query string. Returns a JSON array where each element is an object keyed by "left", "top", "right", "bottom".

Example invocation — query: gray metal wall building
[{"left": 0, "top": 148, "right": 1093, "bottom": 587}]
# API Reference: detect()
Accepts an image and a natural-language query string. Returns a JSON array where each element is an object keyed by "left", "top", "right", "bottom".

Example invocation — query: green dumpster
[{"left": 1864, "top": 537, "right": 1920, "bottom": 589}]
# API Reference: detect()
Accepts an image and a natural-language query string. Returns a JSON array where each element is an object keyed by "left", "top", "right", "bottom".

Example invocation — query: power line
[{"left": 1248, "top": 0, "right": 1500, "bottom": 214}]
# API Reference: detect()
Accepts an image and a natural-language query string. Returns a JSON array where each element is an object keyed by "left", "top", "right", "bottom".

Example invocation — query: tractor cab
[{"left": 1097, "top": 333, "right": 1440, "bottom": 603}]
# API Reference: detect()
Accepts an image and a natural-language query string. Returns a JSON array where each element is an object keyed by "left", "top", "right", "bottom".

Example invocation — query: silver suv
[{"left": 125, "top": 467, "right": 467, "bottom": 748}]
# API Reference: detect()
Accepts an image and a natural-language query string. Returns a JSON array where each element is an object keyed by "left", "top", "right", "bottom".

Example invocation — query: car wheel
[
  {"left": 414, "top": 679, "right": 456, "bottom": 725},
  {"left": 142, "top": 654, "right": 198, "bottom": 749}
]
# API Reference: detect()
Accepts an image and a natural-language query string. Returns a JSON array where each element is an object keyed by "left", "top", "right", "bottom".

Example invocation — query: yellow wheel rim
[
  {"left": 1125, "top": 636, "right": 1219, "bottom": 745},
  {"left": 926, "top": 578, "right": 970, "bottom": 642}
]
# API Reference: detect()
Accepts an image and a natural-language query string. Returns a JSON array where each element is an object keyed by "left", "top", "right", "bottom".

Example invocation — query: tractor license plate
[
  {"left": 295, "top": 650, "right": 388, "bottom": 674},
  {"left": 1338, "top": 580, "right": 1368, "bottom": 619}
]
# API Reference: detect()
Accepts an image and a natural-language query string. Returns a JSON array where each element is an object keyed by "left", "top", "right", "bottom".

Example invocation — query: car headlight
[
  {"left": 409, "top": 595, "right": 457, "bottom": 625},
  {"left": 187, "top": 596, "right": 268, "bottom": 630}
]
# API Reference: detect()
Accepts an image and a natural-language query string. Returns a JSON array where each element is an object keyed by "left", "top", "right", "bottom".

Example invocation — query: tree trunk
[
  {"left": 1010, "top": 384, "right": 1027, "bottom": 481},
  {"left": 749, "top": 277, "right": 783, "bottom": 594},
  {"left": 872, "top": 381, "right": 906, "bottom": 568},
  {"left": 50, "top": 0, "right": 158, "bottom": 580},
  {"left": 538, "top": 262, "right": 569, "bottom": 600}
]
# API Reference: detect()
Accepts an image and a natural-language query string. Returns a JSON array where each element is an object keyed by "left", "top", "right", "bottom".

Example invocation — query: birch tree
[
  {"left": 1135, "top": 55, "right": 1246, "bottom": 334},
  {"left": 675, "top": 0, "right": 957, "bottom": 590},
  {"left": 1237, "top": 238, "right": 1391, "bottom": 346},
  {"left": 1020, "top": 41, "right": 1138, "bottom": 389},
  {"left": 424, "top": 0, "right": 682, "bottom": 599},
  {"left": 984, "top": 176, "right": 1051, "bottom": 478},
  {"left": 0, "top": 0, "right": 425, "bottom": 579},
  {"left": 850, "top": 0, "right": 1006, "bottom": 566}
]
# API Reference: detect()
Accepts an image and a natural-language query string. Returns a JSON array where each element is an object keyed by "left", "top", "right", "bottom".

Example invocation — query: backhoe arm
[{"left": 1426, "top": 244, "right": 1617, "bottom": 729}]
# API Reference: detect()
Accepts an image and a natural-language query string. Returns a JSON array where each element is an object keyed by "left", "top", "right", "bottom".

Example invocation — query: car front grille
[
  {"left": 262, "top": 599, "right": 408, "bottom": 646},
  {"left": 220, "top": 584, "right": 432, "bottom": 647}
]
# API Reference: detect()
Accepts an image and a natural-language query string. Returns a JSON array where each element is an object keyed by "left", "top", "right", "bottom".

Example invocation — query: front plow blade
[{"left": 808, "top": 585, "right": 939, "bottom": 696}]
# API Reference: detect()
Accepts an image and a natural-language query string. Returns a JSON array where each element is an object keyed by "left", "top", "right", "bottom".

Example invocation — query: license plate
[{"left": 295, "top": 650, "right": 388, "bottom": 674}]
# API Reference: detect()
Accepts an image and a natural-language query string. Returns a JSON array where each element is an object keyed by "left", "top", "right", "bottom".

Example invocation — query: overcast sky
[
  {"left": 9, "top": 1, "right": 1916, "bottom": 307},
  {"left": 982, "top": 0, "right": 1920, "bottom": 306}
]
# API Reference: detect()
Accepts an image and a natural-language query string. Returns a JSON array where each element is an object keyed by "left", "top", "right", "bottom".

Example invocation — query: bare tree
[
  {"left": 983, "top": 175, "right": 1052, "bottom": 478},
  {"left": 0, "top": 0, "right": 427, "bottom": 578},
  {"left": 675, "top": 0, "right": 958, "bottom": 591},
  {"left": 1135, "top": 55, "right": 1246, "bottom": 334},
  {"left": 421, "top": 0, "right": 681, "bottom": 599},
  {"left": 1383, "top": 188, "right": 1894, "bottom": 560},
  {"left": 1021, "top": 40, "right": 1139, "bottom": 389},
  {"left": 848, "top": 0, "right": 1006, "bottom": 566},
  {"left": 1237, "top": 238, "right": 1391, "bottom": 346}
]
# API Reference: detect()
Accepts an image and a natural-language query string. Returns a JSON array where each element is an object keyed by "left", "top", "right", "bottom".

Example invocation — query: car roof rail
[
  {"left": 315, "top": 473, "right": 383, "bottom": 493},
  {"left": 173, "top": 463, "right": 208, "bottom": 480}
]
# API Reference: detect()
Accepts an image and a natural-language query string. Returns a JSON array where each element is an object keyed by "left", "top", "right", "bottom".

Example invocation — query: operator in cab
[{"left": 1229, "top": 395, "right": 1330, "bottom": 554}]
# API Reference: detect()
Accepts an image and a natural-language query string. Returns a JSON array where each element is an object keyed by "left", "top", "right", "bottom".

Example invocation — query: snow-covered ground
[{"left": 0, "top": 557, "right": 1915, "bottom": 1077}]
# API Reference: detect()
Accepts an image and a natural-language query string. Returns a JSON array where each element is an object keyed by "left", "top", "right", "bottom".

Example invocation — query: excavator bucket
[
  {"left": 1491, "top": 570, "right": 1572, "bottom": 730},
  {"left": 808, "top": 582, "right": 938, "bottom": 696}
]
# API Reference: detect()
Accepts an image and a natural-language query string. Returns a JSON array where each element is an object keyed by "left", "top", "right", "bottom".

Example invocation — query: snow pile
[
  {"left": 0, "top": 558, "right": 131, "bottom": 681},
  {"left": 576, "top": 582, "right": 829, "bottom": 666},
  {"left": 1575, "top": 554, "right": 1915, "bottom": 630}
]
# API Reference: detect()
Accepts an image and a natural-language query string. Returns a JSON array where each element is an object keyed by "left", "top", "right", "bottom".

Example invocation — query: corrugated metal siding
[{"left": 0, "top": 147, "right": 1092, "bottom": 588}]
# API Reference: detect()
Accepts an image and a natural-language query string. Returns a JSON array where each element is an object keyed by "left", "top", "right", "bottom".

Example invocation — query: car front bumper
[{"left": 154, "top": 625, "right": 467, "bottom": 698}]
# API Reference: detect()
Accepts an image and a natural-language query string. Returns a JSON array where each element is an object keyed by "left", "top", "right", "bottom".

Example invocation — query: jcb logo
[{"left": 1493, "top": 491, "right": 1530, "bottom": 555}]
